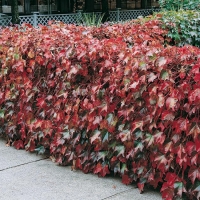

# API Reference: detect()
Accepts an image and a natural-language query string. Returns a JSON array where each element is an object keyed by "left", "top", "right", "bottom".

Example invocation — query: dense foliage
[
  {"left": 0, "top": 19, "right": 200, "bottom": 200},
  {"left": 158, "top": 0, "right": 200, "bottom": 11},
  {"left": 157, "top": 10, "right": 200, "bottom": 47}
]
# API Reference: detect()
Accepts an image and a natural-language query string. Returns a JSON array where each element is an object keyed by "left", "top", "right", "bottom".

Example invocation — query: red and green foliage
[{"left": 0, "top": 19, "right": 200, "bottom": 200}]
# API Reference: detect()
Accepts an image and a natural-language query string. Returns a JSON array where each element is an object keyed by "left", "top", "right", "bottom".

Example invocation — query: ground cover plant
[
  {"left": 0, "top": 17, "right": 200, "bottom": 200},
  {"left": 157, "top": 10, "right": 200, "bottom": 47},
  {"left": 158, "top": 0, "right": 200, "bottom": 11}
]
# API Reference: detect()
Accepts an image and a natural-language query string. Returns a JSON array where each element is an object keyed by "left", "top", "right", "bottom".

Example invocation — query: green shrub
[
  {"left": 158, "top": 10, "right": 200, "bottom": 47},
  {"left": 159, "top": 0, "right": 200, "bottom": 11}
]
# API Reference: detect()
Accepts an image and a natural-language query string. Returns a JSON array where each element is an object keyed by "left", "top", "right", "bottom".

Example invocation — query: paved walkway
[{"left": 0, "top": 138, "right": 162, "bottom": 200}]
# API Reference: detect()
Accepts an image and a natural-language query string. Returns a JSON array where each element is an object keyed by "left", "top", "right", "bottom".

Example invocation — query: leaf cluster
[
  {"left": 158, "top": 0, "right": 200, "bottom": 11},
  {"left": 156, "top": 10, "right": 200, "bottom": 47}
]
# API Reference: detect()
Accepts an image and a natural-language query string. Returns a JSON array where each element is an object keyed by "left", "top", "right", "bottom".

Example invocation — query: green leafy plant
[
  {"left": 159, "top": 0, "right": 200, "bottom": 11},
  {"left": 158, "top": 10, "right": 200, "bottom": 47},
  {"left": 77, "top": 12, "right": 104, "bottom": 27}
]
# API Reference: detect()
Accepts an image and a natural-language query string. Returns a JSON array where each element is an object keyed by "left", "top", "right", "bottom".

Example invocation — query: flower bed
[{"left": 0, "top": 19, "right": 200, "bottom": 200}]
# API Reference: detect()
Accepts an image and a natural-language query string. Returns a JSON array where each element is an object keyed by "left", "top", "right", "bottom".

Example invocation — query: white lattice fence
[
  {"left": 0, "top": 16, "right": 12, "bottom": 26},
  {"left": 119, "top": 9, "right": 152, "bottom": 21},
  {"left": 109, "top": 9, "right": 159, "bottom": 22},
  {"left": 109, "top": 11, "right": 117, "bottom": 21},
  {"left": 37, "top": 14, "right": 77, "bottom": 25},
  {"left": 20, "top": 15, "right": 34, "bottom": 25},
  {"left": 0, "top": 15, "right": 33, "bottom": 26},
  {"left": 0, "top": 9, "right": 160, "bottom": 27}
]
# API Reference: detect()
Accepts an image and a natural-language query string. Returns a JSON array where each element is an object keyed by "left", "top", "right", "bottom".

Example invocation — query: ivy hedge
[{"left": 0, "top": 18, "right": 200, "bottom": 200}]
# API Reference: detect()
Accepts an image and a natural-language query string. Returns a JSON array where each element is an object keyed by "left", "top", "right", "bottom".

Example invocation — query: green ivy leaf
[
  {"left": 114, "top": 162, "right": 120, "bottom": 174},
  {"left": 90, "top": 129, "right": 101, "bottom": 144},
  {"left": 124, "top": 78, "right": 130, "bottom": 85},
  {"left": 62, "top": 131, "right": 70, "bottom": 140},
  {"left": 102, "top": 131, "right": 109, "bottom": 143},
  {"left": 14, "top": 54, "right": 20, "bottom": 60},
  {"left": 194, "top": 184, "right": 200, "bottom": 192},
  {"left": 0, "top": 109, "right": 5, "bottom": 118},
  {"left": 134, "top": 141, "right": 144, "bottom": 152},
  {"left": 37, "top": 131, "right": 44, "bottom": 140},
  {"left": 107, "top": 113, "right": 114, "bottom": 124},
  {"left": 160, "top": 70, "right": 169, "bottom": 80},
  {"left": 174, "top": 182, "right": 186, "bottom": 196},
  {"left": 2, "top": 68, "right": 8, "bottom": 75},
  {"left": 109, "top": 141, "right": 117, "bottom": 149},
  {"left": 121, "top": 163, "right": 128, "bottom": 174},
  {"left": 145, "top": 133, "right": 154, "bottom": 147},
  {"left": 137, "top": 166, "right": 144, "bottom": 175},
  {"left": 97, "top": 151, "right": 107, "bottom": 161},
  {"left": 35, "top": 146, "right": 45, "bottom": 155},
  {"left": 118, "top": 124, "right": 125, "bottom": 131},
  {"left": 134, "top": 130, "right": 144, "bottom": 139},
  {"left": 115, "top": 145, "right": 125, "bottom": 157}
]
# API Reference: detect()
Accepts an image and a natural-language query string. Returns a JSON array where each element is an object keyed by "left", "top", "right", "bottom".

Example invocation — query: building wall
[
  {"left": 86, "top": 0, "right": 159, "bottom": 11},
  {"left": 0, "top": 0, "right": 159, "bottom": 14}
]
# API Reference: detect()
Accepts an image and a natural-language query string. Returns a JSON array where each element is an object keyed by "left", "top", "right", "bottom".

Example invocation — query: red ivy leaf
[
  {"left": 36, "top": 97, "right": 47, "bottom": 108},
  {"left": 155, "top": 155, "right": 168, "bottom": 167},
  {"left": 28, "top": 59, "right": 35, "bottom": 67},
  {"left": 188, "top": 124, "right": 200, "bottom": 139},
  {"left": 148, "top": 172, "right": 163, "bottom": 188},
  {"left": 165, "top": 173, "right": 179, "bottom": 186},
  {"left": 13, "top": 140, "right": 24, "bottom": 150},
  {"left": 148, "top": 72, "right": 157, "bottom": 83},
  {"left": 191, "top": 63, "right": 200, "bottom": 74},
  {"left": 179, "top": 72, "right": 186, "bottom": 79},
  {"left": 13, "top": 61, "right": 24, "bottom": 72},
  {"left": 172, "top": 118, "right": 189, "bottom": 134},
  {"left": 195, "top": 139, "right": 200, "bottom": 153},
  {"left": 188, "top": 166, "right": 200, "bottom": 184},
  {"left": 161, "top": 188, "right": 174, "bottom": 200},
  {"left": 154, "top": 131, "right": 165, "bottom": 145},
  {"left": 137, "top": 182, "right": 144, "bottom": 193},
  {"left": 191, "top": 154, "right": 198, "bottom": 165},
  {"left": 188, "top": 88, "right": 200, "bottom": 103},
  {"left": 94, "top": 162, "right": 102, "bottom": 174},
  {"left": 157, "top": 93, "right": 165, "bottom": 108},
  {"left": 186, "top": 141, "right": 195, "bottom": 156},
  {"left": 100, "top": 164, "right": 110, "bottom": 177},
  {"left": 118, "top": 130, "right": 131, "bottom": 142},
  {"left": 90, "top": 130, "right": 101, "bottom": 144},
  {"left": 75, "top": 158, "right": 82, "bottom": 170},
  {"left": 194, "top": 73, "right": 200, "bottom": 82},
  {"left": 131, "top": 120, "right": 143, "bottom": 132},
  {"left": 25, "top": 139, "right": 35, "bottom": 152},
  {"left": 157, "top": 57, "right": 167, "bottom": 68},
  {"left": 35, "top": 56, "right": 45, "bottom": 65},
  {"left": 166, "top": 97, "right": 178, "bottom": 111},
  {"left": 161, "top": 110, "right": 175, "bottom": 121},
  {"left": 122, "top": 174, "right": 132, "bottom": 185}
]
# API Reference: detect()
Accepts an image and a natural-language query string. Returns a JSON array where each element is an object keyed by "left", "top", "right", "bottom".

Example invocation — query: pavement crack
[
  {"left": 0, "top": 157, "right": 49, "bottom": 172},
  {"left": 101, "top": 188, "right": 133, "bottom": 200}
]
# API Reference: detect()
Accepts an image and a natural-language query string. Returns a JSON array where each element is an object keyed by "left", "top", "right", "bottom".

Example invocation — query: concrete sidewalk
[{"left": 0, "top": 138, "right": 162, "bottom": 200}]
